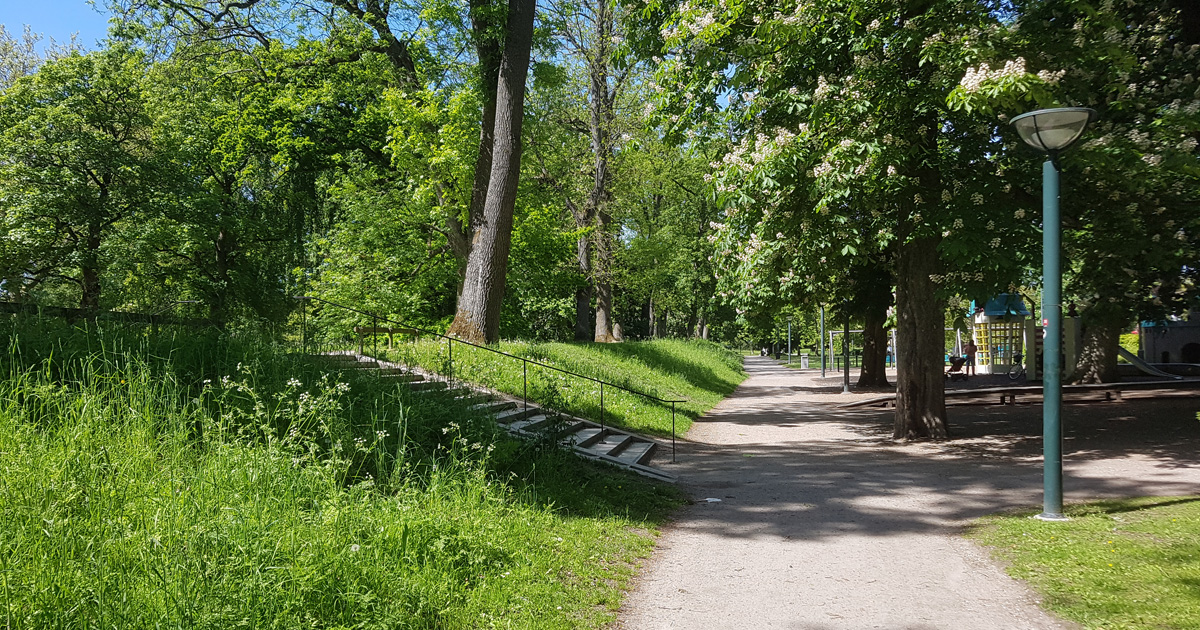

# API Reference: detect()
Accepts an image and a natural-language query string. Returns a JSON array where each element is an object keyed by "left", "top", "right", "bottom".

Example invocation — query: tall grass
[
  {"left": 0, "top": 318, "right": 684, "bottom": 628},
  {"left": 385, "top": 338, "right": 746, "bottom": 437}
]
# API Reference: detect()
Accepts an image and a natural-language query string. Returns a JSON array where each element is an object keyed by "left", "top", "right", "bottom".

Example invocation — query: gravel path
[{"left": 619, "top": 356, "right": 1200, "bottom": 629}]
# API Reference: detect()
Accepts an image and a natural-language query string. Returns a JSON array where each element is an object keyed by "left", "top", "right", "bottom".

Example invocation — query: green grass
[
  {"left": 383, "top": 338, "right": 746, "bottom": 438},
  {"left": 968, "top": 496, "right": 1200, "bottom": 629},
  {"left": 0, "top": 318, "right": 685, "bottom": 628}
]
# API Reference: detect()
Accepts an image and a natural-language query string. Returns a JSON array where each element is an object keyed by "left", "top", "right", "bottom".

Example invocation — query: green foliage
[
  {"left": 0, "top": 47, "right": 159, "bottom": 309},
  {"left": 970, "top": 496, "right": 1200, "bottom": 629},
  {"left": 0, "top": 320, "right": 684, "bottom": 628},
  {"left": 388, "top": 337, "right": 746, "bottom": 437}
]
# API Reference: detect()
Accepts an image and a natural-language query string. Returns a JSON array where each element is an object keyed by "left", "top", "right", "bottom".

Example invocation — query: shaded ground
[{"left": 618, "top": 357, "right": 1200, "bottom": 629}]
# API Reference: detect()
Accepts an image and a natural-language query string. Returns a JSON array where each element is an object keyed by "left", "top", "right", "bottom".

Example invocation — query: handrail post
[
  {"left": 523, "top": 359, "right": 527, "bottom": 414},
  {"left": 372, "top": 313, "right": 378, "bottom": 358},
  {"left": 671, "top": 401, "right": 676, "bottom": 463},
  {"left": 301, "top": 298, "right": 307, "bottom": 355},
  {"left": 600, "top": 383, "right": 605, "bottom": 429},
  {"left": 448, "top": 337, "right": 453, "bottom": 389}
]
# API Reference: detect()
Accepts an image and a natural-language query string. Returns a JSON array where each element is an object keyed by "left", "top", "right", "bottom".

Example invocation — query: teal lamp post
[{"left": 1011, "top": 107, "right": 1097, "bottom": 521}]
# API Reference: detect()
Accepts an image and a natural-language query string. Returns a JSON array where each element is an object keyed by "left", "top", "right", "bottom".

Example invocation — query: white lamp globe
[{"left": 1011, "top": 107, "right": 1098, "bottom": 154}]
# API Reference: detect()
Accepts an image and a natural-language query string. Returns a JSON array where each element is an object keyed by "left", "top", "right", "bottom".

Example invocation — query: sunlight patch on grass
[
  {"left": 386, "top": 338, "right": 746, "bottom": 437},
  {"left": 968, "top": 496, "right": 1200, "bottom": 629}
]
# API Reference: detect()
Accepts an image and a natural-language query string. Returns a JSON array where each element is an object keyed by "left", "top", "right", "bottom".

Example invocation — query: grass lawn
[
  {"left": 384, "top": 338, "right": 746, "bottom": 438},
  {"left": 0, "top": 319, "right": 685, "bottom": 629},
  {"left": 968, "top": 496, "right": 1200, "bottom": 629}
]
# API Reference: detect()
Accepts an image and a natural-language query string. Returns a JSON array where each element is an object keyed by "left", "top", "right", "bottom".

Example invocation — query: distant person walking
[{"left": 964, "top": 339, "right": 978, "bottom": 376}]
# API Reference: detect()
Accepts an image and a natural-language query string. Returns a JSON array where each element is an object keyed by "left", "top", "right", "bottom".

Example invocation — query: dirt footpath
[{"left": 618, "top": 356, "right": 1200, "bottom": 630}]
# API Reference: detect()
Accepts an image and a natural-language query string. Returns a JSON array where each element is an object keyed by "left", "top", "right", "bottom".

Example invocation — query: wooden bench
[{"left": 354, "top": 325, "right": 419, "bottom": 353}]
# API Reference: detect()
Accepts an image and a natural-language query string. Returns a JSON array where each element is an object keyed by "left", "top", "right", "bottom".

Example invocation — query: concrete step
[
  {"left": 508, "top": 414, "right": 555, "bottom": 433},
  {"left": 454, "top": 391, "right": 493, "bottom": 404},
  {"left": 494, "top": 407, "right": 540, "bottom": 424},
  {"left": 408, "top": 380, "right": 448, "bottom": 392},
  {"left": 380, "top": 373, "right": 423, "bottom": 383},
  {"left": 314, "top": 352, "right": 359, "bottom": 361},
  {"left": 472, "top": 400, "right": 517, "bottom": 414},
  {"left": 572, "top": 427, "right": 608, "bottom": 448},
  {"left": 369, "top": 367, "right": 408, "bottom": 375},
  {"left": 593, "top": 433, "right": 634, "bottom": 458},
  {"left": 616, "top": 440, "right": 657, "bottom": 466}
]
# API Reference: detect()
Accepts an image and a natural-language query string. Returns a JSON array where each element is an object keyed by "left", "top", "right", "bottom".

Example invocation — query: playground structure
[{"left": 1140, "top": 314, "right": 1200, "bottom": 365}]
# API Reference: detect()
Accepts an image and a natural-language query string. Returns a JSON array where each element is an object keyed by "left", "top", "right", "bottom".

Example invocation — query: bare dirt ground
[{"left": 618, "top": 356, "right": 1200, "bottom": 630}]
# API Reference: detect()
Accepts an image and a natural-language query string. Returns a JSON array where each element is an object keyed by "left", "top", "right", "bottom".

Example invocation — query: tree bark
[
  {"left": 893, "top": 234, "right": 948, "bottom": 439},
  {"left": 574, "top": 232, "right": 593, "bottom": 340},
  {"left": 576, "top": 0, "right": 621, "bottom": 343},
  {"left": 80, "top": 220, "right": 103, "bottom": 313},
  {"left": 857, "top": 303, "right": 890, "bottom": 388},
  {"left": 648, "top": 295, "right": 656, "bottom": 337},
  {"left": 593, "top": 209, "right": 616, "bottom": 342},
  {"left": 1073, "top": 318, "right": 1123, "bottom": 383},
  {"left": 446, "top": 0, "right": 535, "bottom": 343}
]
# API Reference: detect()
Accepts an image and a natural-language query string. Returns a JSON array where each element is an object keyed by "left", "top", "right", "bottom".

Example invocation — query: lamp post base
[{"left": 1034, "top": 512, "right": 1070, "bottom": 522}]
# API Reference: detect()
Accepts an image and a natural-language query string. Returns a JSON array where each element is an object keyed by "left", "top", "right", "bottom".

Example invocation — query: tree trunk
[
  {"left": 648, "top": 295, "right": 656, "bottom": 337},
  {"left": 894, "top": 235, "right": 948, "bottom": 439},
  {"left": 573, "top": 212, "right": 593, "bottom": 340},
  {"left": 593, "top": 212, "right": 616, "bottom": 342},
  {"left": 466, "top": 0, "right": 502, "bottom": 240},
  {"left": 1073, "top": 318, "right": 1123, "bottom": 383},
  {"left": 79, "top": 220, "right": 102, "bottom": 313},
  {"left": 210, "top": 227, "right": 235, "bottom": 326},
  {"left": 858, "top": 303, "right": 890, "bottom": 388},
  {"left": 446, "top": 0, "right": 535, "bottom": 344}
]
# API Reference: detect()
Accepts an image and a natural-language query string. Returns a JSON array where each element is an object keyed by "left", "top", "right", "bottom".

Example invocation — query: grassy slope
[
  {"left": 0, "top": 320, "right": 685, "bottom": 629},
  {"left": 385, "top": 338, "right": 747, "bottom": 438},
  {"left": 969, "top": 496, "right": 1200, "bottom": 629}
]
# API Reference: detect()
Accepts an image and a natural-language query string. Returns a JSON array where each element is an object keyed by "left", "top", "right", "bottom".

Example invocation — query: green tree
[
  {"left": 0, "top": 48, "right": 159, "bottom": 311},
  {"left": 951, "top": 0, "right": 1200, "bottom": 382}
]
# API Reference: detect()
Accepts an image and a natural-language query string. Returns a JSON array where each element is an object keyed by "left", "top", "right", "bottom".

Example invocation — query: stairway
[{"left": 308, "top": 351, "right": 676, "bottom": 483}]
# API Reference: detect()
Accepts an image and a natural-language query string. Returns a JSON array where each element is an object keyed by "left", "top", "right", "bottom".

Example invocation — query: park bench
[{"left": 353, "top": 325, "right": 419, "bottom": 354}]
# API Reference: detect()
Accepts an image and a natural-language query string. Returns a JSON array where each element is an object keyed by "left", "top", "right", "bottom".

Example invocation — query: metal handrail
[{"left": 294, "top": 295, "right": 685, "bottom": 460}]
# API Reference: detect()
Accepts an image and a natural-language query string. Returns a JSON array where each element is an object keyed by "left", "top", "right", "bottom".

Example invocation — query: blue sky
[{"left": 2, "top": 1, "right": 112, "bottom": 50}]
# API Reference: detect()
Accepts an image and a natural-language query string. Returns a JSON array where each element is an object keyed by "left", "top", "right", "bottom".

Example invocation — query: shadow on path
[{"left": 621, "top": 356, "right": 1200, "bottom": 629}]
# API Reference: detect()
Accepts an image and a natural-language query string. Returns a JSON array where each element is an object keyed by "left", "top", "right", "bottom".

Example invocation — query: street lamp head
[{"left": 1011, "top": 107, "right": 1098, "bottom": 155}]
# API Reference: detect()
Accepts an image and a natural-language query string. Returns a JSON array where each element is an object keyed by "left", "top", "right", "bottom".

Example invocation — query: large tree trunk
[
  {"left": 447, "top": 0, "right": 535, "bottom": 343},
  {"left": 593, "top": 211, "right": 616, "bottom": 342},
  {"left": 442, "top": 0, "right": 505, "bottom": 299},
  {"left": 1074, "top": 317, "right": 1123, "bottom": 383},
  {"left": 894, "top": 235, "right": 948, "bottom": 439},
  {"left": 80, "top": 220, "right": 102, "bottom": 313},
  {"left": 648, "top": 295, "right": 656, "bottom": 337},
  {"left": 858, "top": 303, "right": 890, "bottom": 388},
  {"left": 574, "top": 231, "right": 593, "bottom": 341}
]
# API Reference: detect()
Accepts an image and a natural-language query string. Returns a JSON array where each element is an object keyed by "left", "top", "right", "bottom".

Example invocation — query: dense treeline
[{"left": 0, "top": 6, "right": 726, "bottom": 344}]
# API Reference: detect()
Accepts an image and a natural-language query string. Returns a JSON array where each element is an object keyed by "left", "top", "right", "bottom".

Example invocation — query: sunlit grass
[
  {"left": 384, "top": 337, "right": 746, "bottom": 438},
  {"left": 968, "top": 496, "right": 1200, "bottom": 629},
  {"left": 0, "top": 319, "right": 685, "bottom": 628}
]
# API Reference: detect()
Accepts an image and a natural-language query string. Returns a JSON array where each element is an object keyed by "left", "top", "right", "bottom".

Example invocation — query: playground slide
[{"left": 1117, "top": 347, "right": 1184, "bottom": 380}]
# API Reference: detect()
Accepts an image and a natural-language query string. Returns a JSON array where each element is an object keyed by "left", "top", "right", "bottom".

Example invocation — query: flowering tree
[
  {"left": 644, "top": 0, "right": 1044, "bottom": 438},
  {"left": 951, "top": 0, "right": 1200, "bottom": 381}
]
